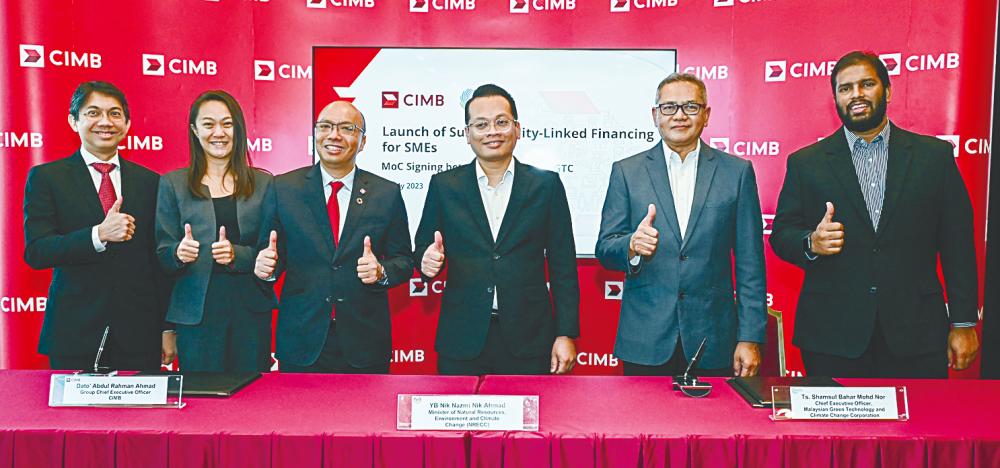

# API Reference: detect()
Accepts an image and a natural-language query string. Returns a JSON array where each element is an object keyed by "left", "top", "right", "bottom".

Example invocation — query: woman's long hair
[{"left": 186, "top": 90, "right": 255, "bottom": 199}]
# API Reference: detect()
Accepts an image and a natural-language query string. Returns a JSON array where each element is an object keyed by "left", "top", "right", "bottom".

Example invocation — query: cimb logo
[
  {"left": 510, "top": 0, "right": 575, "bottom": 13},
  {"left": 411, "top": 0, "right": 474, "bottom": 12},
  {"left": 1, "top": 131, "right": 43, "bottom": 148},
  {"left": 19, "top": 44, "right": 102, "bottom": 69},
  {"left": 142, "top": 53, "right": 218, "bottom": 76},
  {"left": 382, "top": 91, "right": 444, "bottom": 108},
  {"left": 610, "top": 0, "right": 676, "bottom": 12},
  {"left": 762, "top": 214, "right": 774, "bottom": 235},
  {"left": 604, "top": 281, "right": 623, "bottom": 300},
  {"left": 409, "top": 278, "right": 446, "bottom": 296},
  {"left": 118, "top": 135, "right": 164, "bottom": 152},
  {"left": 254, "top": 60, "right": 311, "bottom": 81},
  {"left": 764, "top": 60, "right": 786, "bottom": 82},
  {"left": 682, "top": 64, "right": 728, "bottom": 80},
  {"left": 306, "top": 0, "right": 375, "bottom": 8},
  {"left": 391, "top": 348, "right": 426, "bottom": 363},
  {"left": 879, "top": 52, "right": 960, "bottom": 75},
  {"left": 576, "top": 352, "right": 619, "bottom": 367},
  {"left": 248, "top": 137, "right": 273, "bottom": 152},
  {"left": 714, "top": 0, "right": 772, "bottom": 6},
  {"left": 1, "top": 296, "right": 47, "bottom": 313},
  {"left": 709, "top": 137, "right": 779, "bottom": 156}
]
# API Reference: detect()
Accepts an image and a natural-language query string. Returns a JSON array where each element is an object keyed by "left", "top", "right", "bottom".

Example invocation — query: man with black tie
[
  {"left": 595, "top": 73, "right": 767, "bottom": 377},
  {"left": 254, "top": 100, "right": 412, "bottom": 374},
  {"left": 770, "top": 51, "right": 980, "bottom": 378},
  {"left": 23, "top": 81, "right": 170, "bottom": 371},
  {"left": 414, "top": 84, "right": 580, "bottom": 376}
]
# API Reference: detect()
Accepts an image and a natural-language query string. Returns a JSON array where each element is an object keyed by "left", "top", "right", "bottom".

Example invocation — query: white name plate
[
  {"left": 782, "top": 386, "right": 903, "bottom": 420},
  {"left": 397, "top": 394, "right": 539, "bottom": 431},
  {"left": 50, "top": 375, "right": 170, "bottom": 406}
]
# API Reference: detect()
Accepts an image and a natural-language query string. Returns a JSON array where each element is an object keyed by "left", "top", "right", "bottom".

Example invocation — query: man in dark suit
[
  {"left": 23, "top": 81, "right": 170, "bottom": 371},
  {"left": 414, "top": 84, "right": 580, "bottom": 376},
  {"left": 770, "top": 51, "right": 979, "bottom": 378},
  {"left": 254, "top": 101, "right": 412, "bottom": 374},
  {"left": 596, "top": 73, "right": 767, "bottom": 377}
]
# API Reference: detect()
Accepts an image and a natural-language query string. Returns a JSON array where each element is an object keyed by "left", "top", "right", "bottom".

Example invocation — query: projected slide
[{"left": 313, "top": 47, "right": 677, "bottom": 256}]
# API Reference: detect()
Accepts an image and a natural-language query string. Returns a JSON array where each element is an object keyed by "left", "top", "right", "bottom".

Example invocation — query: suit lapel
[
  {"left": 876, "top": 124, "right": 913, "bottom": 237},
  {"left": 823, "top": 129, "right": 876, "bottom": 238},
  {"left": 66, "top": 151, "right": 106, "bottom": 223},
  {"left": 681, "top": 143, "right": 718, "bottom": 249},
  {"left": 304, "top": 164, "right": 336, "bottom": 260},
  {"left": 335, "top": 169, "right": 371, "bottom": 261},
  {"left": 644, "top": 144, "right": 682, "bottom": 244},
  {"left": 118, "top": 160, "right": 139, "bottom": 218},
  {"left": 459, "top": 161, "right": 494, "bottom": 245},
  {"left": 494, "top": 158, "right": 533, "bottom": 248}
]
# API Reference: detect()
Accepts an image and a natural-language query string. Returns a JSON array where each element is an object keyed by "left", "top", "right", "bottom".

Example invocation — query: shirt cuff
[
  {"left": 91, "top": 226, "right": 107, "bottom": 252},
  {"left": 377, "top": 273, "right": 390, "bottom": 287},
  {"left": 802, "top": 233, "right": 817, "bottom": 261},
  {"left": 628, "top": 255, "right": 641, "bottom": 266},
  {"left": 951, "top": 322, "right": 977, "bottom": 328}
]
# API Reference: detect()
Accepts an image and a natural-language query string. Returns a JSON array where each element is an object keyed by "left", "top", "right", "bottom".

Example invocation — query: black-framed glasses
[
  {"left": 466, "top": 117, "right": 516, "bottom": 135},
  {"left": 655, "top": 102, "right": 705, "bottom": 116},
  {"left": 314, "top": 121, "right": 365, "bottom": 136}
]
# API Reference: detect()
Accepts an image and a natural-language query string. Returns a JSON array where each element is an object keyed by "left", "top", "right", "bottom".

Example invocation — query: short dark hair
[
  {"left": 69, "top": 81, "right": 130, "bottom": 121},
  {"left": 654, "top": 73, "right": 708, "bottom": 104},
  {"left": 831, "top": 51, "right": 891, "bottom": 93},
  {"left": 464, "top": 84, "right": 518, "bottom": 124}
]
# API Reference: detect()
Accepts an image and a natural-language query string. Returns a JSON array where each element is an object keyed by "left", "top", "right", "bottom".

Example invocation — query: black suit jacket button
[
  {"left": 325, "top": 296, "right": 333, "bottom": 303},
  {"left": 678, "top": 291, "right": 685, "bottom": 300},
  {"left": 487, "top": 286, "right": 494, "bottom": 294},
  {"left": 493, "top": 254, "right": 501, "bottom": 260},
  {"left": 332, "top": 264, "right": 341, "bottom": 270},
  {"left": 680, "top": 254, "right": 688, "bottom": 261},
  {"left": 336, "top": 298, "right": 345, "bottom": 303},
  {"left": 872, "top": 248, "right": 880, "bottom": 254},
  {"left": 868, "top": 287, "right": 878, "bottom": 294}
]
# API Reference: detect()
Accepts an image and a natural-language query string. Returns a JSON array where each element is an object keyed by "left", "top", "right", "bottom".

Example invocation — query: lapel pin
[{"left": 359, "top": 188, "right": 367, "bottom": 195}]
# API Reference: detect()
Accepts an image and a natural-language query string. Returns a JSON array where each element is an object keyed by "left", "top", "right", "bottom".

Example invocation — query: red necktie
[
  {"left": 327, "top": 181, "right": 344, "bottom": 247},
  {"left": 91, "top": 162, "right": 118, "bottom": 215},
  {"left": 327, "top": 181, "right": 344, "bottom": 320}
]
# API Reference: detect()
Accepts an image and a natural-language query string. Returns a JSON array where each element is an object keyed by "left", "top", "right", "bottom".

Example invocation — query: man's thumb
[
  {"left": 109, "top": 198, "right": 122, "bottom": 214},
  {"left": 268, "top": 230, "right": 278, "bottom": 250},
  {"left": 363, "top": 235, "right": 373, "bottom": 256},
  {"left": 822, "top": 202, "right": 835, "bottom": 223},
  {"left": 184, "top": 223, "right": 193, "bottom": 240},
  {"left": 434, "top": 231, "right": 444, "bottom": 252},
  {"left": 219, "top": 226, "right": 227, "bottom": 241},
  {"left": 642, "top": 204, "right": 656, "bottom": 226}
]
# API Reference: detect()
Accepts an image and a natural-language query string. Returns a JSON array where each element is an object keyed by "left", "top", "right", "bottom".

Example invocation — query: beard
[{"left": 837, "top": 95, "right": 888, "bottom": 133}]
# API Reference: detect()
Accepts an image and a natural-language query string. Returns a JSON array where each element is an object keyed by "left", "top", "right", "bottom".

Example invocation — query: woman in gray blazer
[{"left": 156, "top": 90, "right": 275, "bottom": 372}]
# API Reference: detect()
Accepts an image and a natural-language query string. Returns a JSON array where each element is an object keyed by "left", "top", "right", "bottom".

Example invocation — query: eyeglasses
[
  {"left": 80, "top": 108, "right": 126, "bottom": 122},
  {"left": 314, "top": 121, "right": 364, "bottom": 136},
  {"left": 466, "top": 117, "right": 516, "bottom": 135},
  {"left": 655, "top": 102, "right": 705, "bottom": 116}
]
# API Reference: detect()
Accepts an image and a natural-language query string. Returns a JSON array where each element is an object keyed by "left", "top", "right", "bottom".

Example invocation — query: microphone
[
  {"left": 672, "top": 337, "right": 712, "bottom": 397},
  {"left": 91, "top": 326, "right": 112, "bottom": 374}
]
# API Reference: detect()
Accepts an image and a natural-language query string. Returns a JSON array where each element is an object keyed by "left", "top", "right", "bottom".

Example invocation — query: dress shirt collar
[
  {"left": 80, "top": 147, "right": 121, "bottom": 168},
  {"left": 475, "top": 157, "right": 515, "bottom": 186},
  {"left": 844, "top": 121, "right": 892, "bottom": 150},
  {"left": 661, "top": 140, "right": 701, "bottom": 166},
  {"left": 320, "top": 164, "right": 356, "bottom": 192}
]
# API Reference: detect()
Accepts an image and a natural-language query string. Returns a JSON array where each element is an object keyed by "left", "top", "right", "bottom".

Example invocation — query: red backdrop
[{"left": 1, "top": 0, "right": 995, "bottom": 377}]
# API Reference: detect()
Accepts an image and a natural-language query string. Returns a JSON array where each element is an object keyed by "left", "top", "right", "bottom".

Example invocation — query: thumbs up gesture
[
  {"left": 176, "top": 223, "right": 200, "bottom": 263},
  {"left": 629, "top": 204, "right": 659, "bottom": 257},
  {"left": 357, "top": 235, "right": 385, "bottom": 284},
  {"left": 254, "top": 230, "right": 279, "bottom": 280},
  {"left": 421, "top": 231, "right": 446, "bottom": 277},
  {"left": 97, "top": 198, "right": 136, "bottom": 243},
  {"left": 809, "top": 202, "right": 844, "bottom": 256},
  {"left": 212, "top": 225, "right": 235, "bottom": 265}
]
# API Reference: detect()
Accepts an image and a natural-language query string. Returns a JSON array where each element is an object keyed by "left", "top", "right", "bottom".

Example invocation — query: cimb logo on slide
[
  {"left": 510, "top": 0, "right": 575, "bottom": 14},
  {"left": 709, "top": 137, "right": 780, "bottom": 157},
  {"left": 879, "top": 52, "right": 960, "bottom": 76},
  {"left": 142, "top": 54, "right": 218, "bottom": 77},
  {"left": 1, "top": 131, "right": 43, "bottom": 148},
  {"left": 254, "top": 60, "right": 311, "bottom": 81},
  {"left": 382, "top": 91, "right": 444, "bottom": 108},
  {"left": 610, "top": 0, "right": 677, "bottom": 12},
  {"left": 410, "top": 0, "right": 475, "bottom": 12},
  {"left": 19, "top": 44, "right": 102, "bottom": 69},
  {"left": 306, "top": 0, "right": 375, "bottom": 8}
]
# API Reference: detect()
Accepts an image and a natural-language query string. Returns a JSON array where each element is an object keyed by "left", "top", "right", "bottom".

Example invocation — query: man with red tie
[
  {"left": 254, "top": 101, "right": 412, "bottom": 373},
  {"left": 24, "top": 81, "right": 171, "bottom": 371}
]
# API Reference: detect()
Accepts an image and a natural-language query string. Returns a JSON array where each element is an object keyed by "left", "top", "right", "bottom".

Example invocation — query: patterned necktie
[
  {"left": 91, "top": 162, "right": 118, "bottom": 214},
  {"left": 327, "top": 181, "right": 345, "bottom": 320}
]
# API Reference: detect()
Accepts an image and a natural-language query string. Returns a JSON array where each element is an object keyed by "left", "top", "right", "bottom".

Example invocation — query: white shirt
[
  {"left": 81, "top": 147, "right": 123, "bottom": 253},
  {"left": 476, "top": 158, "right": 515, "bottom": 310},
  {"left": 663, "top": 140, "right": 700, "bottom": 240},
  {"left": 320, "top": 165, "right": 355, "bottom": 239}
]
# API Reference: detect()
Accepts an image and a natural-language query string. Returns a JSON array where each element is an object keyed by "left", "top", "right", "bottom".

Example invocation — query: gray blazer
[
  {"left": 595, "top": 141, "right": 767, "bottom": 369},
  {"left": 155, "top": 168, "right": 275, "bottom": 325}
]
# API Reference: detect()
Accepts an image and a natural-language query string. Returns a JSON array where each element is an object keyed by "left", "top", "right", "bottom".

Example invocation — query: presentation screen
[{"left": 313, "top": 47, "right": 678, "bottom": 256}]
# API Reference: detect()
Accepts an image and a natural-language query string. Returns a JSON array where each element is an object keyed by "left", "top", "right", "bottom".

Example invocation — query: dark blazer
[
  {"left": 770, "top": 124, "right": 978, "bottom": 358},
  {"left": 154, "top": 168, "right": 276, "bottom": 325},
  {"left": 413, "top": 158, "right": 580, "bottom": 360},
  {"left": 258, "top": 165, "right": 412, "bottom": 368},
  {"left": 23, "top": 151, "right": 166, "bottom": 357},
  {"left": 596, "top": 142, "right": 767, "bottom": 369}
]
